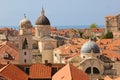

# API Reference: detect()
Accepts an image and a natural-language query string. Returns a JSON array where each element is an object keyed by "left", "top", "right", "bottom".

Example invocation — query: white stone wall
[
  {"left": 42, "top": 50, "right": 53, "bottom": 63},
  {"left": 53, "top": 51, "right": 61, "bottom": 63},
  {"left": 35, "top": 25, "right": 50, "bottom": 38},
  {"left": 81, "top": 53, "right": 100, "bottom": 59}
]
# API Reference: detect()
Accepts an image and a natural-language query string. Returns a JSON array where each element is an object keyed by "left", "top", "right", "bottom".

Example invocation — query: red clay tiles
[
  {"left": 29, "top": 64, "right": 51, "bottom": 79},
  {"left": 0, "top": 64, "right": 28, "bottom": 80},
  {"left": 52, "top": 64, "right": 88, "bottom": 80}
]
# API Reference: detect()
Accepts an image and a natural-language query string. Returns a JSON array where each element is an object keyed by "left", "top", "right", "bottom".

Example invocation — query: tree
[
  {"left": 101, "top": 31, "right": 113, "bottom": 39},
  {"left": 78, "top": 31, "right": 83, "bottom": 38},
  {"left": 90, "top": 23, "right": 98, "bottom": 28}
]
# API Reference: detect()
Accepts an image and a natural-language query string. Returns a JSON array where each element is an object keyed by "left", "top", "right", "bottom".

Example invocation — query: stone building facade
[
  {"left": 19, "top": 17, "right": 33, "bottom": 64},
  {"left": 53, "top": 39, "right": 117, "bottom": 80},
  {"left": 18, "top": 8, "right": 57, "bottom": 64},
  {"left": 105, "top": 13, "right": 120, "bottom": 38}
]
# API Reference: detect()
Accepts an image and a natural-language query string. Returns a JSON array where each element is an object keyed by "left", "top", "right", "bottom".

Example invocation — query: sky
[{"left": 0, "top": 0, "right": 120, "bottom": 28}]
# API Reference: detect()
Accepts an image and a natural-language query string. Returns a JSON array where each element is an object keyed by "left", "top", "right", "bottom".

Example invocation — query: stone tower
[
  {"left": 35, "top": 8, "right": 57, "bottom": 63},
  {"left": 19, "top": 17, "right": 33, "bottom": 64}
]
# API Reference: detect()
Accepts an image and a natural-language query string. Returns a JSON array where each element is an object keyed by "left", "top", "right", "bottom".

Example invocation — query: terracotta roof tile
[
  {"left": 90, "top": 28, "right": 103, "bottom": 32},
  {"left": 102, "top": 50, "right": 120, "bottom": 60},
  {"left": 105, "top": 16, "right": 115, "bottom": 18},
  {"left": 0, "top": 41, "right": 18, "bottom": 64},
  {"left": 104, "top": 76, "right": 112, "bottom": 80},
  {"left": 50, "top": 26, "right": 57, "bottom": 31},
  {"left": 0, "top": 64, "right": 28, "bottom": 80},
  {"left": 29, "top": 64, "right": 51, "bottom": 79},
  {"left": 52, "top": 64, "right": 88, "bottom": 80},
  {"left": 0, "top": 27, "right": 10, "bottom": 31}
]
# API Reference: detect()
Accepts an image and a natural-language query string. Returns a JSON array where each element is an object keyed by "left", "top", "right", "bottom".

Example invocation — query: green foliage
[
  {"left": 101, "top": 31, "right": 113, "bottom": 39},
  {"left": 90, "top": 23, "right": 98, "bottom": 28},
  {"left": 78, "top": 31, "right": 83, "bottom": 38}
]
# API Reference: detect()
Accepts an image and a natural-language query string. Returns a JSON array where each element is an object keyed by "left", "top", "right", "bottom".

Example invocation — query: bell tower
[
  {"left": 35, "top": 8, "right": 57, "bottom": 63},
  {"left": 19, "top": 16, "right": 33, "bottom": 64}
]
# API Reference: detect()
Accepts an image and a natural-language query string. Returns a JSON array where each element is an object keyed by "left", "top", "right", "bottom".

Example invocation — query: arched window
[
  {"left": 85, "top": 67, "right": 100, "bottom": 74},
  {"left": 22, "top": 38, "right": 28, "bottom": 49},
  {"left": 85, "top": 67, "right": 91, "bottom": 74},
  {"left": 32, "top": 42, "right": 38, "bottom": 49},
  {"left": 24, "top": 59, "right": 27, "bottom": 63},
  {"left": 93, "top": 67, "right": 100, "bottom": 74},
  {"left": 24, "top": 52, "right": 27, "bottom": 55}
]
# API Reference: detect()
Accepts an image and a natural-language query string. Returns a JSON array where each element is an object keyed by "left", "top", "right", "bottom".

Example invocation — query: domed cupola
[
  {"left": 81, "top": 40, "right": 100, "bottom": 54},
  {"left": 35, "top": 8, "right": 50, "bottom": 25},
  {"left": 80, "top": 39, "right": 100, "bottom": 59},
  {"left": 19, "top": 16, "right": 32, "bottom": 29}
]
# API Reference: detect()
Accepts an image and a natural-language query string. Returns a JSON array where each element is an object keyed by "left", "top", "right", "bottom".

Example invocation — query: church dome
[
  {"left": 19, "top": 17, "right": 32, "bottom": 29},
  {"left": 35, "top": 8, "right": 50, "bottom": 25},
  {"left": 81, "top": 40, "right": 100, "bottom": 53}
]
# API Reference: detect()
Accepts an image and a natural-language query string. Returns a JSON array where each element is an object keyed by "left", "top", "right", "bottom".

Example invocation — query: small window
[
  {"left": 24, "top": 59, "right": 26, "bottom": 63},
  {"left": 26, "top": 68, "right": 30, "bottom": 75},
  {"left": 52, "top": 68, "right": 57, "bottom": 76},
  {"left": 45, "top": 60, "right": 48, "bottom": 64},
  {"left": 22, "top": 38, "right": 28, "bottom": 49},
  {"left": 3, "top": 53, "right": 9, "bottom": 59},
  {"left": 119, "top": 28, "right": 120, "bottom": 31},
  {"left": 55, "top": 54, "right": 57, "bottom": 57},
  {"left": 24, "top": 52, "right": 26, "bottom": 55},
  {"left": 97, "top": 56, "right": 99, "bottom": 58},
  {"left": 83, "top": 56, "right": 85, "bottom": 58}
]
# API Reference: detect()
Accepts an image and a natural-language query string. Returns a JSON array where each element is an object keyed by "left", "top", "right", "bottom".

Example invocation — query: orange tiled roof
[
  {"left": 52, "top": 64, "right": 88, "bottom": 80},
  {"left": 0, "top": 27, "right": 10, "bottom": 31},
  {"left": 104, "top": 76, "right": 112, "bottom": 80},
  {"left": 0, "top": 64, "right": 28, "bottom": 80},
  {"left": 0, "top": 64, "right": 5, "bottom": 69},
  {"left": 50, "top": 26, "right": 57, "bottom": 31},
  {"left": 102, "top": 50, "right": 120, "bottom": 60},
  {"left": 29, "top": 64, "right": 51, "bottom": 79},
  {"left": 90, "top": 28, "right": 103, "bottom": 32},
  {"left": 97, "top": 39, "right": 113, "bottom": 45},
  {"left": 105, "top": 16, "right": 115, "bottom": 18},
  {"left": 0, "top": 41, "right": 19, "bottom": 64},
  {"left": 54, "top": 38, "right": 86, "bottom": 55},
  {"left": 51, "top": 28, "right": 78, "bottom": 37},
  {"left": 111, "top": 39, "right": 120, "bottom": 46}
]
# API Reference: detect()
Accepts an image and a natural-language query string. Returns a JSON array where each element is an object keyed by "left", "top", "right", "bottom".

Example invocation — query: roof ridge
[
  {"left": 0, "top": 64, "right": 10, "bottom": 73},
  {"left": 67, "top": 63, "right": 72, "bottom": 80},
  {"left": 0, "top": 44, "right": 6, "bottom": 49},
  {"left": 6, "top": 43, "right": 18, "bottom": 51}
]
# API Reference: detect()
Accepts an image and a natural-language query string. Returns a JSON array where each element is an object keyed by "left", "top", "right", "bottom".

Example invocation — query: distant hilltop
[
  {"left": 0, "top": 25, "right": 105, "bottom": 30},
  {"left": 55, "top": 25, "right": 105, "bottom": 29},
  {"left": 0, "top": 26, "right": 19, "bottom": 30}
]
